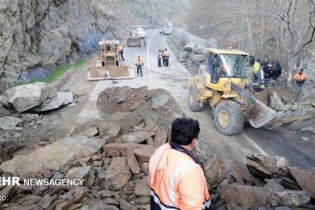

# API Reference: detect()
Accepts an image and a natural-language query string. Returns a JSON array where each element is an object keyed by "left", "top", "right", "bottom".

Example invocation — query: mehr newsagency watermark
[{"left": 0, "top": 176, "right": 84, "bottom": 186}]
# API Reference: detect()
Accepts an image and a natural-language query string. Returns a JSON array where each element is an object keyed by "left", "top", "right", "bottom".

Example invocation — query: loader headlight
[{"left": 224, "top": 82, "right": 230, "bottom": 88}]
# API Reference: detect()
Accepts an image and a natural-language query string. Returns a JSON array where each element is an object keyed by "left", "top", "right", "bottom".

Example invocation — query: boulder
[
  {"left": 119, "top": 199, "right": 137, "bottom": 210},
  {"left": 133, "top": 145, "right": 155, "bottom": 162},
  {"left": 179, "top": 51, "right": 190, "bottom": 61},
  {"left": 121, "top": 131, "right": 154, "bottom": 144},
  {"left": 192, "top": 53, "right": 206, "bottom": 62},
  {"left": 134, "top": 177, "right": 150, "bottom": 197},
  {"left": 193, "top": 47, "right": 208, "bottom": 54},
  {"left": 105, "top": 157, "right": 132, "bottom": 190},
  {"left": 151, "top": 95, "right": 169, "bottom": 109},
  {"left": 153, "top": 126, "right": 168, "bottom": 148},
  {"left": 290, "top": 167, "right": 315, "bottom": 199},
  {"left": 0, "top": 116, "right": 22, "bottom": 130},
  {"left": 32, "top": 92, "right": 73, "bottom": 112},
  {"left": 103, "top": 143, "right": 155, "bottom": 162},
  {"left": 269, "top": 91, "right": 286, "bottom": 111},
  {"left": 65, "top": 166, "right": 91, "bottom": 180},
  {"left": 0, "top": 135, "right": 105, "bottom": 176},
  {"left": 126, "top": 149, "right": 140, "bottom": 174},
  {"left": 246, "top": 154, "right": 289, "bottom": 179},
  {"left": 219, "top": 184, "right": 310, "bottom": 209},
  {"left": 0, "top": 138, "right": 24, "bottom": 164},
  {"left": 0, "top": 105, "right": 11, "bottom": 117},
  {"left": 107, "top": 112, "right": 142, "bottom": 134},
  {"left": 204, "top": 155, "right": 228, "bottom": 188},
  {"left": 0, "top": 82, "right": 57, "bottom": 113},
  {"left": 183, "top": 43, "right": 196, "bottom": 52}
]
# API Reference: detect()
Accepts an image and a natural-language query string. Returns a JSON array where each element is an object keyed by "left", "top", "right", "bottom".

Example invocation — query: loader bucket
[
  {"left": 231, "top": 82, "right": 276, "bottom": 128},
  {"left": 87, "top": 66, "right": 135, "bottom": 80},
  {"left": 127, "top": 38, "right": 142, "bottom": 47},
  {"left": 246, "top": 97, "right": 276, "bottom": 128}
]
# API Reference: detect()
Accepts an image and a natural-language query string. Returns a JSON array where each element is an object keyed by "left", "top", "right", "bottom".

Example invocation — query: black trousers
[
  {"left": 163, "top": 58, "right": 167, "bottom": 66},
  {"left": 158, "top": 59, "right": 161, "bottom": 67},
  {"left": 137, "top": 65, "right": 142, "bottom": 76},
  {"left": 120, "top": 52, "right": 124, "bottom": 61}
]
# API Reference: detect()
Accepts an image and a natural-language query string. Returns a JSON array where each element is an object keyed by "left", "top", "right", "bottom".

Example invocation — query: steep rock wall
[{"left": 0, "top": 0, "right": 123, "bottom": 81}]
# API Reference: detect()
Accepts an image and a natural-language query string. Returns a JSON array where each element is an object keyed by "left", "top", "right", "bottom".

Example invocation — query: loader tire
[
  {"left": 188, "top": 83, "right": 203, "bottom": 112},
  {"left": 214, "top": 101, "right": 244, "bottom": 135}
]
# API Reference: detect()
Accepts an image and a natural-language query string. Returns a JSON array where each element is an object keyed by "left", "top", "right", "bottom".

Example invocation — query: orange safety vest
[
  {"left": 149, "top": 143, "right": 211, "bottom": 210},
  {"left": 135, "top": 58, "right": 143, "bottom": 65},
  {"left": 294, "top": 72, "right": 307, "bottom": 81},
  {"left": 163, "top": 51, "right": 170, "bottom": 56},
  {"left": 117, "top": 45, "right": 123, "bottom": 52}
]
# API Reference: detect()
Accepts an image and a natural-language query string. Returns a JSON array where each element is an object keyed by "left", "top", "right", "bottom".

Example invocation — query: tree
[
  {"left": 185, "top": 0, "right": 315, "bottom": 87},
  {"left": 265, "top": 0, "right": 315, "bottom": 85}
]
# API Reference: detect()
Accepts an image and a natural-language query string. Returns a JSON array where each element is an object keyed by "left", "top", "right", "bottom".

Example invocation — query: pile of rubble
[
  {"left": 208, "top": 154, "right": 315, "bottom": 209},
  {"left": 0, "top": 85, "right": 181, "bottom": 209},
  {"left": 0, "top": 84, "right": 314, "bottom": 209}
]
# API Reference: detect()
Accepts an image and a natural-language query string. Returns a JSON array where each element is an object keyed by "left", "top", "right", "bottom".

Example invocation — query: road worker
[
  {"left": 161, "top": 49, "right": 165, "bottom": 66},
  {"left": 149, "top": 117, "right": 211, "bottom": 210},
  {"left": 135, "top": 55, "right": 144, "bottom": 76},
  {"left": 116, "top": 44, "right": 124, "bottom": 61},
  {"left": 163, "top": 48, "right": 170, "bottom": 67},
  {"left": 253, "top": 59, "right": 261, "bottom": 81},
  {"left": 294, "top": 68, "right": 308, "bottom": 92},
  {"left": 157, "top": 50, "right": 162, "bottom": 67}
]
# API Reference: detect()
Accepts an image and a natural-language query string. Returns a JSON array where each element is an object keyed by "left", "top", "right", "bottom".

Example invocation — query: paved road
[{"left": 78, "top": 30, "right": 315, "bottom": 168}]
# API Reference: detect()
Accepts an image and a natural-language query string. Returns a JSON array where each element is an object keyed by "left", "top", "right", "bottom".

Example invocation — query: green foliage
[
  {"left": 14, "top": 58, "right": 87, "bottom": 86},
  {"left": 165, "top": 35, "right": 182, "bottom": 58}
]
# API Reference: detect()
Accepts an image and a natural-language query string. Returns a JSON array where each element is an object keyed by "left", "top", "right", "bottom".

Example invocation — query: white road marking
[
  {"left": 146, "top": 32, "right": 157, "bottom": 88},
  {"left": 90, "top": 80, "right": 102, "bottom": 102},
  {"left": 75, "top": 79, "right": 103, "bottom": 123},
  {"left": 243, "top": 133, "right": 268, "bottom": 156}
]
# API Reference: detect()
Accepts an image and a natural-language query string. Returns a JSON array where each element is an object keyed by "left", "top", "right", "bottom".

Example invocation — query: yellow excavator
[
  {"left": 188, "top": 48, "right": 276, "bottom": 135},
  {"left": 87, "top": 40, "right": 135, "bottom": 80}
]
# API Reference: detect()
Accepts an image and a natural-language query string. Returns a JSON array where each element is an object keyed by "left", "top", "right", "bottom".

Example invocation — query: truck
[{"left": 87, "top": 40, "right": 135, "bottom": 80}]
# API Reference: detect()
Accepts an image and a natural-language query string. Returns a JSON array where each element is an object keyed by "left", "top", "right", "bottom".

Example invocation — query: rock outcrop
[
  {"left": 0, "top": 0, "right": 185, "bottom": 82},
  {"left": 1, "top": 0, "right": 119, "bottom": 82}
]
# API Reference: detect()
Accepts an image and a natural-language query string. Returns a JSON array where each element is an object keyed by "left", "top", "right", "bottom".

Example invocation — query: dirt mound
[{"left": 97, "top": 86, "right": 183, "bottom": 129}]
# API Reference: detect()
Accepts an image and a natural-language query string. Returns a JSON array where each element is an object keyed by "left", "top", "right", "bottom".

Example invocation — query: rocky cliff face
[{"left": 0, "top": 0, "right": 134, "bottom": 82}]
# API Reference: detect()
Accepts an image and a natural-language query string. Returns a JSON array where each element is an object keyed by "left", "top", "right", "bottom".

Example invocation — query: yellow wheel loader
[
  {"left": 87, "top": 40, "right": 135, "bottom": 80},
  {"left": 127, "top": 26, "right": 142, "bottom": 47},
  {"left": 188, "top": 48, "right": 276, "bottom": 135}
]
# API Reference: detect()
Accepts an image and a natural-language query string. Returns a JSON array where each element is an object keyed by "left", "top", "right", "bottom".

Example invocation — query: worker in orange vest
[
  {"left": 135, "top": 56, "right": 144, "bottom": 76},
  {"left": 294, "top": 68, "right": 308, "bottom": 92},
  {"left": 149, "top": 117, "right": 211, "bottom": 210},
  {"left": 116, "top": 44, "right": 124, "bottom": 61},
  {"left": 163, "top": 48, "right": 170, "bottom": 67}
]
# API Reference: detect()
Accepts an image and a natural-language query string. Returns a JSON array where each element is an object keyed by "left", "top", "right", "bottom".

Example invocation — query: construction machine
[
  {"left": 188, "top": 48, "right": 276, "bottom": 135},
  {"left": 87, "top": 40, "right": 134, "bottom": 80},
  {"left": 127, "top": 26, "right": 142, "bottom": 47}
]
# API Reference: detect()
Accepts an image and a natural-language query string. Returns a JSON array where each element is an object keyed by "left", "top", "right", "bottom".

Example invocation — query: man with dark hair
[
  {"left": 157, "top": 50, "right": 162, "bottom": 67},
  {"left": 261, "top": 58, "right": 271, "bottom": 79},
  {"left": 271, "top": 59, "right": 282, "bottom": 80},
  {"left": 135, "top": 55, "right": 144, "bottom": 76},
  {"left": 163, "top": 48, "right": 170, "bottom": 67},
  {"left": 149, "top": 117, "right": 211, "bottom": 210},
  {"left": 294, "top": 68, "right": 308, "bottom": 92}
]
